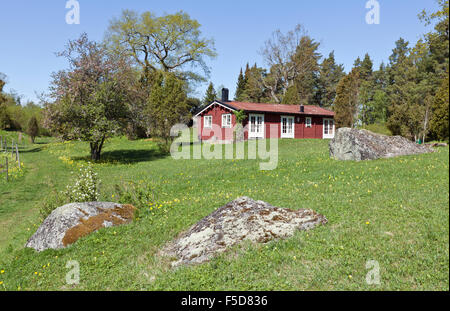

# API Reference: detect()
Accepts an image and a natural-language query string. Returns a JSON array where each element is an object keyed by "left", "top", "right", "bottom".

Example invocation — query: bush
[
  {"left": 65, "top": 164, "right": 99, "bottom": 202},
  {"left": 38, "top": 164, "right": 100, "bottom": 220}
]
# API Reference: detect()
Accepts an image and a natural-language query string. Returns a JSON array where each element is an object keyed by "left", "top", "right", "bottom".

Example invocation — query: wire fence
[{"left": 0, "top": 135, "right": 22, "bottom": 182}]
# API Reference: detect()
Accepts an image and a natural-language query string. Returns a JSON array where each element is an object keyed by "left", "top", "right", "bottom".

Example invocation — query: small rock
[{"left": 160, "top": 197, "right": 327, "bottom": 267}]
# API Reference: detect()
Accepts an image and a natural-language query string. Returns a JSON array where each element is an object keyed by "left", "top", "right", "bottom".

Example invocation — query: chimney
[
  {"left": 300, "top": 105, "right": 305, "bottom": 113},
  {"left": 221, "top": 88, "right": 229, "bottom": 102}
]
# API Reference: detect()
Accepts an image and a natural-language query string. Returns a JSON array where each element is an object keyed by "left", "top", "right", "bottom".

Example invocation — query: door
[
  {"left": 323, "top": 118, "right": 335, "bottom": 139},
  {"left": 281, "top": 116, "right": 294, "bottom": 138},
  {"left": 249, "top": 114, "right": 264, "bottom": 138}
]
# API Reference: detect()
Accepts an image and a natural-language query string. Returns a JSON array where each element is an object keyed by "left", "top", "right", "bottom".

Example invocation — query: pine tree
[
  {"left": 203, "top": 82, "right": 217, "bottom": 105},
  {"left": 317, "top": 51, "right": 345, "bottom": 108},
  {"left": 235, "top": 68, "right": 246, "bottom": 101}
]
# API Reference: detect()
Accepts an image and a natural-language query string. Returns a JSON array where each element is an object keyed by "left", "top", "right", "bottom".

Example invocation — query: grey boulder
[
  {"left": 329, "top": 127, "right": 433, "bottom": 161},
  {"left": 25, "top": 202, "right": 136, "bottom": 252},
  {"left": 161, "top": 197, "right": 327, "bottom": 267}
]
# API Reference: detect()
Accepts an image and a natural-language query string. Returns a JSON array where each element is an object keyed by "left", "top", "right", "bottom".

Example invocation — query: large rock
[
  {"left": 25, "top": 202, "right": 136, "bottom": 252},
  {"left": 329, "top": 128, "right": 433, "bottom": 161},
  {"left": 161, "top": 197, "right": 327, "bottom": 267}
]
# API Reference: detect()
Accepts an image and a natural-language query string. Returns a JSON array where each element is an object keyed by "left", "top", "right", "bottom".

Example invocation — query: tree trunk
[{"left": 90, "top": 136, "right": 105, "bottom": 161}]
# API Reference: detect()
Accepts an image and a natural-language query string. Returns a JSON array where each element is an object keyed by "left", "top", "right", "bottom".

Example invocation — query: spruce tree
[
  {"left": 317, "top": 51, "right": 345, "bottom": 108},
  {"left": 203, "top": 82, "right": 217, "bottom": 105},
  {"left": 235, "top": 68, "right": 246, "bottom": 101}
]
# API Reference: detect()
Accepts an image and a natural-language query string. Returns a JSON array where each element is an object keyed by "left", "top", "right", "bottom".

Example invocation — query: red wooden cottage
[{"left": 194, "top": 89, "right": 335, "bottom": 141}]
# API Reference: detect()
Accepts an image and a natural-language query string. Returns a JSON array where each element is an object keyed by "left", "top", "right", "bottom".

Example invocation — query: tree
[
  {"left": 316, "top": 51, "right": 345, "bottom": 108},
  {"left": 430, "top": 73, "right": 449, "bottom": 141},
  {"left": 334, "top": 68, "right": 360, "bottom": 128},
  {"left": 146, "top": 71, "right": 190, "bottom": 152},
  {"left": 0, "top": 76, "right": 10, "bottom": 129},
  {"left": 291, "top": 36, "right": 321, "bottom": 105},
  {"left": 105, "top": 10, "right": 217, "bottom": 83},
  {"left": 260, "top": 24, "right": 306, "bottom": 103},
  {"left": 44, "top": 33, "right": 132, "bottom": 161},
  {"left": 27, "top": 116, "right": 39, "bottom": 143},
  {"left": 240, "top": 64, "right": 268, "bottom": 103},
  {"left": 203, "top": 82, "right": 217, "bottom": 105},
  {"left": 234, "top": 68, "right": 246, "bottom": 101}
]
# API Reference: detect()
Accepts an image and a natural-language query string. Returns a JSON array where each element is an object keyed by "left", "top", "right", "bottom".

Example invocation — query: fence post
[
  {"left": 16, "top": 144, "right": 20, "bottom": 169},
  {"left": 5, "top": 156, "right": 8, "bottom": 182}
]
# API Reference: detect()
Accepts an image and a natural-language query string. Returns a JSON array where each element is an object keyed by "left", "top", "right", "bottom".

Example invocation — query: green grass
[{"left": 0, "top": 132, "right": 448, "bottom": 291}]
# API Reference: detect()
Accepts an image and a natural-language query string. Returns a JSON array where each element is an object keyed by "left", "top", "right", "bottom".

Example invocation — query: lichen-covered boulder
[
  {"left": 329, "top": 128, "right": 433, "bottom": 161},
  {"left": 25, "top": 202, "right": 136, "bottom": 252},
  {"left": 161, "top": 197, "right": 327, "bottom": 267}
]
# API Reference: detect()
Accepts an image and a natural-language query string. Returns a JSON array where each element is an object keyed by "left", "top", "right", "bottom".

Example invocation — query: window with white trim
[
  {"left": 204, "top": 115, "right": 212, "bottom": 128},
  {"left": 305, "top": 117, "right": 312, "bottom": 128},
  {"left": 222, "top": 114, "right": 232, "bottom": 128}
]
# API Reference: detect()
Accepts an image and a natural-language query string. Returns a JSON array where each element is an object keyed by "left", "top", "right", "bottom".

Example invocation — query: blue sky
[{"left": 0, "top": 0, "right": 439, "bottom": 104}]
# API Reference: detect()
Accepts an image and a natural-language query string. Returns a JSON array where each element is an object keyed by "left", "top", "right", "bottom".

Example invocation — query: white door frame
[
  {"left": 323, "top": 118, "right": 335, "bottom": 139},
  {"left": 281, "top": 115, "right": 295, "bottom": 138},
  {"left": 249, "top": 113, "right": 265, "bottom": 138}
]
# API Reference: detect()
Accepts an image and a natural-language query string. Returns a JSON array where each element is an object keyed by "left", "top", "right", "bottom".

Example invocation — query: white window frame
[
  {"left": 221, "top": 114, "right": 232, "bottom": 128},
  {"left": 281, "top": 115, "right": 295, "bottom": 138},
  {"left": 204, "top": 115, "right": 212, "bottom": 128},
  {"left": 323, "top": 118, "right": 335, "bottom": 139},
  {"left": 248, "top": 113, "right": 265, "bottom": 138},
  {"left": 305, "top": 117, "right": 312, "bottom": 128}
]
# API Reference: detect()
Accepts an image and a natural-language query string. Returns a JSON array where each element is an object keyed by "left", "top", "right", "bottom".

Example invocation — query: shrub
[
  {"left": 65, "top": 164, "right": 100, "bottom": 202},
  {"left": 38, "top": 164, "right": 100, "bottom": 220}
]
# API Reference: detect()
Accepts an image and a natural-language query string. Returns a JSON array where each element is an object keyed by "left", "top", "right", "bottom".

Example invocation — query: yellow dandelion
[
  {"left": 0, "top": 270, "right": 4, "bottom": 274},
  {"left": 366, "top": 221, "right": 370, "bottom": 225}
]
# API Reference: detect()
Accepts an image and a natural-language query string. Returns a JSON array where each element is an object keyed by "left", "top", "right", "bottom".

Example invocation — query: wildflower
[
  {"left": 366, "top": 221, "right": 370, "bottom": 225},
  {"left": 0, "top": 270, "right": 4, "bottom": 274}
]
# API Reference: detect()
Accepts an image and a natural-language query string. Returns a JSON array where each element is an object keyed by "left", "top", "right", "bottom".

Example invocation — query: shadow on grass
[
  {"left": 17, "top": 147, "right": 43, "bottom": 153},
  {"left": 72, "top": 148, "right": 169, "bottom": 164}
]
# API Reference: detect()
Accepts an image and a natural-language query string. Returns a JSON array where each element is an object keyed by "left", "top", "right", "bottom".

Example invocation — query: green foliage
[
  {"left": 334, "top": 68, "right": 360, "bottom": 128},
  {"left": 203, "top": 82, "right": 216, "bottom": 105},
  {"left": 316, "top": 51, "right": 345, "bottom": 108},
  {"left": 66, "top": 164, "right": 100, "bottom": 203},
  {"left": 44, "top": 33, "right": 132, "bottom": 160},
  {"left": 38, "top": 164, "right": 100, "bottom": 220},
  {"left": 147, "top": 71, "right": 190, "bottom": 152},
  {"left": 26, "top": 116, "right": 39, "bottom": 143},
  {"left": 105, "top": 10, "right": 217, "bottom": 83},
  {"left": 234, "top": 68, "right": 246, "bottom": 101},
  {"left": 38, "top": 190, "right": 67, "bottom": 220},
  {"left": 430, "top": 74, "right": 449, "bottom": 141}
]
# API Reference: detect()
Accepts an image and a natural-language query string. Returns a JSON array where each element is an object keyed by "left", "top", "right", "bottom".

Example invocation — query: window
[
  {"left": 204, "top": 115, "right": 212, "bottom": 128},
  {"left": 305, "top": 117, "right": 312, "bottom": 128},
  {"left": 222, "top": 114, "right": 232, "bottom": 128}
]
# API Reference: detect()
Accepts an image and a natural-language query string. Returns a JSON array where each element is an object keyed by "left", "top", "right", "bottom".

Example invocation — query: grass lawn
[{"left": 0, "top": 131, "right": 448, "bottom": 291}]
